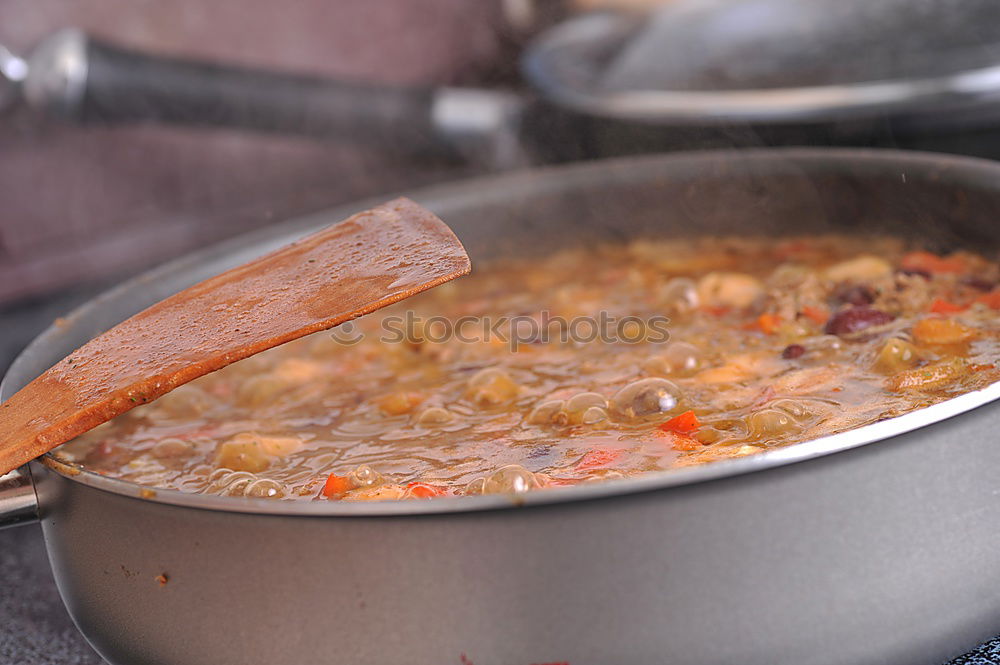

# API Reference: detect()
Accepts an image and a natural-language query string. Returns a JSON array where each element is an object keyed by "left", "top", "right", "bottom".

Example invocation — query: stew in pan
[{"left": 57, "top": 235, "right": 1000, "bottom": 500}]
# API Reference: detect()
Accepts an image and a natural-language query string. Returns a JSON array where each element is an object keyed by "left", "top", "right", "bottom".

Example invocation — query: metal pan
[
  {"left": 2, "top": 148, "right": 1000, "bottom": 665},
  {"left": 12, "top": 1, "right": 1000, "bottom": 169}
]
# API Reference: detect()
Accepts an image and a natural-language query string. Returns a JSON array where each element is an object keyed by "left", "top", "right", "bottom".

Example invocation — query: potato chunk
[
  {"left": 214, "top": 439, "right": 271, "bottom": 473},
  {"left": 696, "top": 272, "right": 763, "bottom": 309},
  {"left": 214, "top": 432, "right": 303, "bottom": 472},
  {"left": 912, "top": 318, "right": 978, "bottom": 345},
  {"left": 873, "top": 338, "right": 921, "bottom": 374},
  {"left": 467, "top": 368, "right": 519, "bottom": 406},
  {"left": 824, "top": 255, "right": 892, "bottom": 282}
]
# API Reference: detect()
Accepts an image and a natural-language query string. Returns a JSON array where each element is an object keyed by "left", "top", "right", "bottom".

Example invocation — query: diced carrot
[
  {"left": 321, "top": 473, "right": 352, "bottom": 498},
  {"left": 658, "top": 410, "right": 701, "bottom": 434},
  {"left": 928, "top": 298, "right": 968, "bottom": 314},
  {"left": 801, "top": 305, "right": 829, "bottom": 326},
  {"left": 406, "top": 482, "right": 447, "bottom": 498},
  {"left": 975, "top": 289, "right": 1000, "bottom": 309},
  {"left": 744, "top": 314, "right": 781, "bottom": 335},
  {"left": 575, "top": 448, "right": 624, "bottom": 472},
  {"left": 912, "top": 318, "right": 978, "bottom": 345},
  {"left": 901, "top": 251, "right": 966, "bottom": 275}
]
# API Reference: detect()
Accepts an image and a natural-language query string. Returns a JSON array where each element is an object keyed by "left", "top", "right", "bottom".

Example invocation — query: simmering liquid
[{"left": 59, "top": 236, "right": 1000, "bottom": 500}]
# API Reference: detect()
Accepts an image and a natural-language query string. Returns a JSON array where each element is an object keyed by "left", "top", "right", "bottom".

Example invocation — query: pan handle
[
  {"left": 18, "top": 29, "right": 529, "bottom": 168},
  {"left": 0, "top": 467, "right": 38, "bottom": 529}
]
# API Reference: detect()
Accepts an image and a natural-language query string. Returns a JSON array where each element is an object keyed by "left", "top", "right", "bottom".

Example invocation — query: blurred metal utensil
[
  {"left": 1, "top": 29, "right": 532, "bottom": 169},
  {"left": 12, "top": 1, "right": 1000, "bottom": 168},
  {"left": 0, "top": 42, "right": 28, "bottom": 113},
  {"left": 524, "top": 0, "right": 1000, "bottom": 130}
]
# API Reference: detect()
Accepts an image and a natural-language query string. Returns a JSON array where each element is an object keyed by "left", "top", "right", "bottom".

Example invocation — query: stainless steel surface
[
  {"left": 0, "top": 42, "right": 28, "bottom": 113},
  {"left": 0, "top": 468, "right": 38, "bottom": 530},
  {"left": 431, "top": 87, "right": 532, "bottom": 169},
  {"left": 14, "top": 5, "right": 1000, "bottom": 177},
  {"left": 523, "top": 5, "right": 1000, "bottom": 127},
  {"left": 21, "top": 28, "right": 88, "bottom": 119},
  {"left": 3, "top": 149, "right": 1000, "bottom": 664}
]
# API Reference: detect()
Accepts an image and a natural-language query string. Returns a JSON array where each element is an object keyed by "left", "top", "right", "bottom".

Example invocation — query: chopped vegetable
[
  {"left": 824, "top": 256, "right": 891, "bottom": 282},
  {"left": 801, "top": 305, "right": 829, "bottom": 326},
  {"left": 900, "top": 251, "right": 966, "bottom": 275},
  {"left": 928, "top": 299, "right": 968, "bottom": 314},
  {"left": 755, "top": 313, "right": 782, "bottom": 335},
  {"left": 322, "top": 473, "right": 352, "bottom": 498},
  {"left": 658, "top": 410, "right": 701, "bottom": 434},
  {"left": 697, "top": 272, "right": 764, "bottom": 309},
  {"left": 912, "top": 318, "right": 978, "bottom": 345},
  {"left": 405, "top": 482, "right": 447, "bottom": 498},
  {"left": 467, "top": 368, "right": 519, "bottom": 406},
  {"left": 975, "top": 289, "right": 1000, "bottom": 310},
  {"left": 376, "top": 392, "right": 425, "bottom": 415},
  {"left": 873, "top": 338, "right": 921, "bottom": 374},
  {"left": 214, "top": 437, "right": 272, "bottom": 473}
]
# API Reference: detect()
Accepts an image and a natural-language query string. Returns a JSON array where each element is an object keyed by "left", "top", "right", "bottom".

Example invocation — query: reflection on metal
[
  {"left": 0, "top": 467, "right": 38, "bottom": 529},
  {"left": 0, "top": 42, "right": 28, "bottom": 113},
  {"left": 432, "top": 88, "right": 531, "bottom": 169},
  {"left": 22, "top": 28, "right": 89, "bottom": 119},
  {"left": 524, "top": 9, "right": 1000, "bottom": 126}
]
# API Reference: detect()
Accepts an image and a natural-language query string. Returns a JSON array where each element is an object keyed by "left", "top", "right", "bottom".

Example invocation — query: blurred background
[
  {"left": 9, "top": 0, "right": 1000, "bottom": 368},
  {"left": 0, "top": 0, "right": 520, "bottom": 370},
  {"left": 5, "top": 0, "right": 1000, "bottom": 369},
  {"left": 7, "top": 2, "right": 1000, "bottom": 664}
]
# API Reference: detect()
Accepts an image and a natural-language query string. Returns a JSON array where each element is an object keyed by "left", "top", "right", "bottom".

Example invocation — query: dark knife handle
[{"left": 21, "top": 28, "right": 528, "bottom": 165}]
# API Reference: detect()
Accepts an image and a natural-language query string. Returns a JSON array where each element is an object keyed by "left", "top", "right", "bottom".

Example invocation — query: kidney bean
[
  {"left": 833, "top": 284, "right": 876, "bottom": 306},
  {"left": 962, "top": 276, "right": 995, "bottom": 292},
  {"left": 781, "top": 344, "right": 806, "bottom": 359},
  {"left": 824, "top": 306, "right": 895, "bottom": 336}
]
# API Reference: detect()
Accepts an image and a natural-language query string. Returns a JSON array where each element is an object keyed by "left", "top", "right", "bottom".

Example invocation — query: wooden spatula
[{"left": 0, "top": 197, "right": 470, "bottom": 475}]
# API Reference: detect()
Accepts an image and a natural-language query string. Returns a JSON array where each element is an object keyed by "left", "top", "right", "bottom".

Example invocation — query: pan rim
[{"left": 6, "top": 147, "right": 1000, "bottom": 517}]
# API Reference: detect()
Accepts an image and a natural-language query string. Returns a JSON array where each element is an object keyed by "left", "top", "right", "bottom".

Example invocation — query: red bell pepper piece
[
  {"left": 658, "top": 410, "right": 701, "bottom": 434},
  {"left": 975, "top": 289, "right": 1000, "bottom": 310},
  {"left": 321, "top": 473, "right": 352, "bottom": 498},
  {"left": 901, "top": 251, "right": 966, "bottom": 275},
  {"left": 406, "top": 482, "right": 447, "bottom": 498},
  {"left": 928, "top": 298, "right": 968, "bottom": 314}
]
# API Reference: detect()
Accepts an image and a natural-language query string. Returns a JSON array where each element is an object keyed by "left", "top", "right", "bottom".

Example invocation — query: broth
[{"left": 58, "top": 235, "right": 1000, "bottom": 500}]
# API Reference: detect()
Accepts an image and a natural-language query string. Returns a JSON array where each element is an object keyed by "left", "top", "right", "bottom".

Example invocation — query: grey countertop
[{"left": 1, "top": 525, "right": 104, "bottom": 665}]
